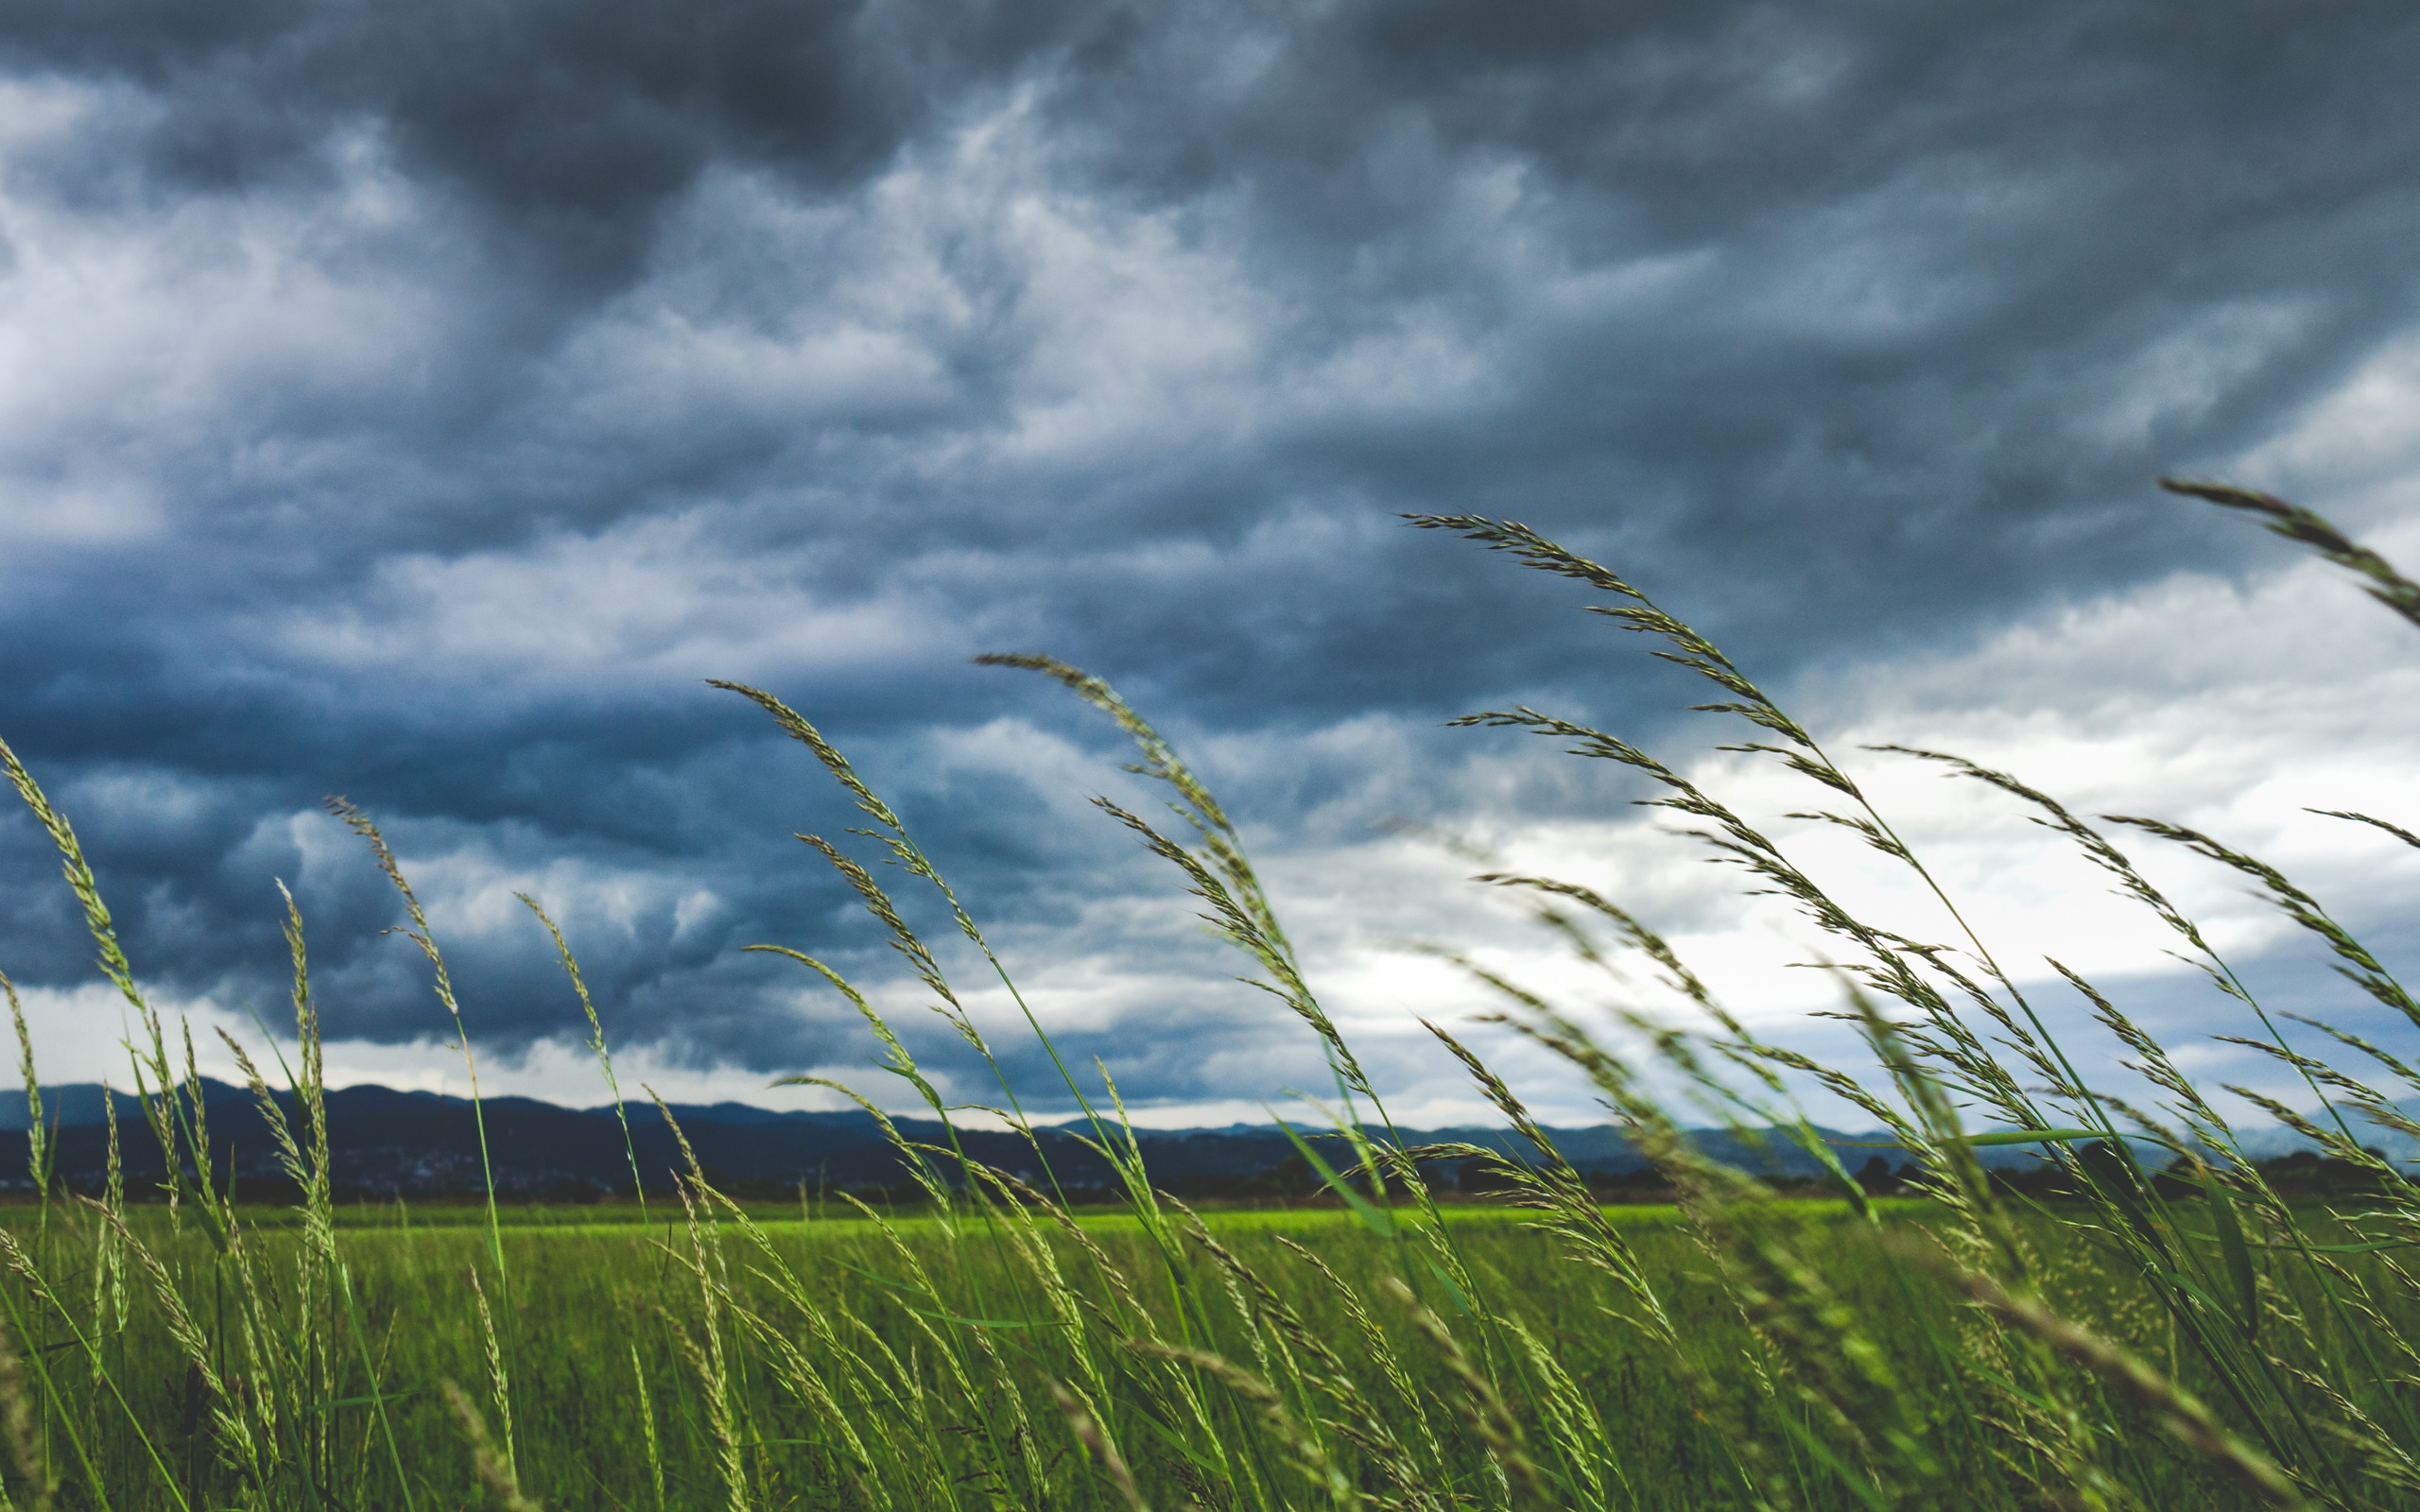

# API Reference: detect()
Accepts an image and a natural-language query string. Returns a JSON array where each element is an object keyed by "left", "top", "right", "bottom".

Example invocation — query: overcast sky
[{"left": 4, "top": 1, "right": 2420, "bottom": 1126}]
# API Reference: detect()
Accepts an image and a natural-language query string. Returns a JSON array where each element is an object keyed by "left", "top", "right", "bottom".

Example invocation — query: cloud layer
[{"left": 4, "top": 1, "right": 2420, "bottom": 1120}]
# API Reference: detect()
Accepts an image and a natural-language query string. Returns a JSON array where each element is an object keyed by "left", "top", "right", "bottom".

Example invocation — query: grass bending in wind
[{"left": 0, "top": 479, "right": 2414, "bottom": 1508}]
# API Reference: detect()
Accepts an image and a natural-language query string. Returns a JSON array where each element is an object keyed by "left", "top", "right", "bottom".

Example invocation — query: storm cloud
[{"left": 3, "top": 0, "right": 2419, "bottom": 1119}]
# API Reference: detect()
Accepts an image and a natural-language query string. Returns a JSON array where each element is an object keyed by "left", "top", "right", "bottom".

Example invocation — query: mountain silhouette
[{"left": 0, "top": 1078, "right": 2151, "bottom": 1201}]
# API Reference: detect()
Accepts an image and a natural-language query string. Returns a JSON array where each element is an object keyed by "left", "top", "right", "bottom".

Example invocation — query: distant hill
[{"left": 0, "top": 1077, "right": 2323, "bottom": 1201}]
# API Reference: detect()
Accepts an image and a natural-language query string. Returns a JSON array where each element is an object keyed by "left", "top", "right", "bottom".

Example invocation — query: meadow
[{"left": 0, "top": 478, "right": 2414, "bottom": 1510}]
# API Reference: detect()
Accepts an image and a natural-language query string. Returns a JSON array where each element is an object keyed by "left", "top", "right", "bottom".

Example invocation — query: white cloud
[
  {"left": 262, "top": 508, "right": 948, "bottom": 695},
  {"left": 0, "top": 976, "right": 873, "bottom": 1115},
  {"left": 2235, "top": 325, "right": 2420, "bottom": 528},
  {"left": 2, "top": 981, "right": 186, "bottom": 1093},
  {"left": 0, "top": 86, "right": 457, "bottom": 558}
]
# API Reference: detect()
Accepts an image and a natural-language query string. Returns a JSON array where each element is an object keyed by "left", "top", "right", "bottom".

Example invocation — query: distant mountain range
[{"left": 0, "top": 1079, "right": 2385, "bottom": 1201}]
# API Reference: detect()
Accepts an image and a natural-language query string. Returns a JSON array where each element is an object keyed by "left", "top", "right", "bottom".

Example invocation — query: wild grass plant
[{"left": 0, "top": 479, "right": 2411, "bottom": 1507}]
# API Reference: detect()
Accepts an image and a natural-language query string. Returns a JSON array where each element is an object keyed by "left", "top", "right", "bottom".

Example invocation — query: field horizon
[{"left": 0, "top": 1074, "right": 2394, "bottom": 1209}]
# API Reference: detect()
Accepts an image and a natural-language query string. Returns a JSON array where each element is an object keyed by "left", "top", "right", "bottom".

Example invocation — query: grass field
[
  {"left": 0, "top": 479, "right": 2417, "bottom": 1509},
  {"left": 0, "top": 1195, "right": 2365, "bottom": 1512}
]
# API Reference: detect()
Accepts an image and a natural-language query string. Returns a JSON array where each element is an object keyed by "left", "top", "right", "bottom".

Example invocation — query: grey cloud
[
  {"left": 4, "top": 0, "right": 1092, "bottom": 280},
  {"left": 0, "top": 0, "right": 2416, "bottom": 1106}
]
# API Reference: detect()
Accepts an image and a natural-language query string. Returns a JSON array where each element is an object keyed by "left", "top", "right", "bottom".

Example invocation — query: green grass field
[
  {"left": 1, "top": 480, "right": 2417, "bottom": 1509},
  {"left": 0, "top": 1195, "right": 2365, "bottom": 1511}
]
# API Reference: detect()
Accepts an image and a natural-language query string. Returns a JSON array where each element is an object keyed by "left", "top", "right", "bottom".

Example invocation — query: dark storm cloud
[
  {"left": 2, "top": 0, "right": 2417, "bottom": 1099},
  {"left": 1, "top": 0, "right": 1090, "bottom": 284}
]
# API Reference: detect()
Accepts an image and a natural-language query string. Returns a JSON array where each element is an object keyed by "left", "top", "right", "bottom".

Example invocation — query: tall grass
[{"left": 0, "top": 478, "right": 2411, "bottom": 1508}]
